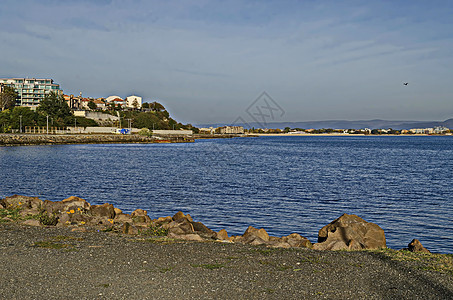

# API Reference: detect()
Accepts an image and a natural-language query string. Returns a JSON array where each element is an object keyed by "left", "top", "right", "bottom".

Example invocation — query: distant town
[{"left": 0, "top": 77, "right": 451, "bottom": 136}]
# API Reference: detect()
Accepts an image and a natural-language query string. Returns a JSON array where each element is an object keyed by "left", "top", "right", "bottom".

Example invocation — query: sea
[{"left": 1, "top": 135, "right": 452, "bottom": 253}]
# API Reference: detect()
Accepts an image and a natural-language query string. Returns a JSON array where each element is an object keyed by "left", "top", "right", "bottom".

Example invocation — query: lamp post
[
  {"left": 46, "top": 115, "right": 49, "bottom": 135},
  {"left": 126, "top": 118, "right": 132, "bottom": 133},
  {"left": 19, "top": 115, "right": 22, "bottom": 133}
]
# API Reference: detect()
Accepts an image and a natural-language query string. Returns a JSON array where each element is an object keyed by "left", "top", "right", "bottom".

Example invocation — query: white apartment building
[
  {"left": 0, "top": 78, "right": 62, "bottom": 107},
  {"left": 126, "top": 95, "right": 142, "bottom": 109},
  {"left": 218, "top": 126, "right": 245, "bottom": 134}
]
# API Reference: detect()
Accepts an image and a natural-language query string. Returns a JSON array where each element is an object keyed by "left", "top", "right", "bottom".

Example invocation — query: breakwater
[{"left": 0, "top": 134, "right": 193, "bottom": 146}]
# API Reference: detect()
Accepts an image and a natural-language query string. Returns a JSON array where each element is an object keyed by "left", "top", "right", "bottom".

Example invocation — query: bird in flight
[{"left": 403, "top": 82, "right": 409, "bottom": 86}]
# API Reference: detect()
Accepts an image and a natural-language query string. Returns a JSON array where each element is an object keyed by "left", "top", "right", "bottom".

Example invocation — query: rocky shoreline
[
  {"left": 1, "top": 195, "right": 452, "bottom": 299},
  {"left": 0, "top": 195, "right": 432, "bottom": 253}
]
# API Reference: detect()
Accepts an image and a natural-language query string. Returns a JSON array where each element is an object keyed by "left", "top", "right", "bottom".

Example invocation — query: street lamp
[
  {"left": 46, "top": 115, "right": 49, "bottom": 135},
  {"left": 19, "top": 115, "right": 22, "bottom": 133}
]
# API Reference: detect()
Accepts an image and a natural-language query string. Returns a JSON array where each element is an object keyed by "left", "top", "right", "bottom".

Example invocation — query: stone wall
[{"left": 0, "top": 134, "right": 189, "bottom": 146}]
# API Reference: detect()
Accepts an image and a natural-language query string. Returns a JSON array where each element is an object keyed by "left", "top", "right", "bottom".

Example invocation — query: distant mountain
[{"left": 195, "top": 119, "right": 453, "bottom": 130}]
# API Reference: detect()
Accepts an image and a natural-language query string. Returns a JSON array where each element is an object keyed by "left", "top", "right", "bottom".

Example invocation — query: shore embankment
[{"left": 0, "top": 133, "right": 193, "bottom": 146}]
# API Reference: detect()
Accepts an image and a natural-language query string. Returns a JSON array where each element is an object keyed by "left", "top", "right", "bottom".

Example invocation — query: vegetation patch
[
  {"left": 191, "top": 263, "right": 225, "bottom": 270},
  {"left": 33, "top": 241, "right": 73, "bottom": 250},
  {"left": 159, "top": 267, "right": 173, "bottom": 273},
  {"left": 0, "top": 208, "right": 22, "bottom": 221},
  {"left": 38, "top": 212, "right": 58, "bottom": 226},
  {"left": 371, "top": 249, "right": 453, "bottom": 276},
  {"left": 52, "top": 235, "right": 83, "bottom": 242},
  {"left": 140, "top": 225, "right": 168, "bottom": 237}
]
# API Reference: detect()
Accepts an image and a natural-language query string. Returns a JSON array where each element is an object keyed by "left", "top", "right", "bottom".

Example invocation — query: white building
[
  {"left": 105, "top": 95, "right": 123, "bottom": 102},
  {"left": 126, "top": 95, "right": 142, "bottom": 109},
  {"left": 218, "top": 126, "right": 244, "bottom": 134}
]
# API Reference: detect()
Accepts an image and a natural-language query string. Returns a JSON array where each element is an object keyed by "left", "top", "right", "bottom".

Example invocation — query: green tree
[
  {"left": 150, "top": 101, "right": 165, "bottom": 112},
  {"left": 141, "top": 102, "right": 149, "bottom": 109},
  {"left": 132, "top": 99, "right": 139, "bottom": 109},
  {"left": 37, "top": 92, "right": 72, "bottom": 126},
  {"left": 12, "top": 107, "right": 40, "bottom": 131},
  {"left": 0, "top": 86, "right": 18, "bottom": 111},
  {"left": 0, "top": 109, "right": 11, "bottom": 132},
  {"left": 87, "top": 101, "right": 97, "bottom": 110},
  {"left": 284, "top": 127, "right": 291, "bottom": 133}
]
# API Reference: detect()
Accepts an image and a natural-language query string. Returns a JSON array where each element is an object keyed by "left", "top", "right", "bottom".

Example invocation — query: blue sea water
[{"left": 0, "top": 136, "right": 452, "bottom": 253}]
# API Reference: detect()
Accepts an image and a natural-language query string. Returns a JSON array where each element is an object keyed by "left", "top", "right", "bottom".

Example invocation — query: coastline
[
  {"left": 255, "top": 133, "right": 450, "bottom": 136},
  {"left": 1, "top": 133, "right": 449, "bottom": 146}
]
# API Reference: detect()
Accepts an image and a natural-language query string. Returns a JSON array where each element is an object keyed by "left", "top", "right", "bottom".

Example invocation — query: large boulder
[
  {"left": 121, "top": 222, "right": 139, "bottom": 235},
  {"left": 242, "top": 226, "right": 270, "bottom": 242},
  {"left": 234, "top": 226, "right": 270, "bottom": 245},
  {"left": 172, "top": 211, "right": 193, "bottom": 222},
  {"left": 313, "top": 214, "right": 386, "bottom": 251},
  {"left": 131, "top": 209, "right": 151, "bottom": 224},
  {"left": 216, "top": 229, "right": 230, "bottom": 241},
  {"left": 166, "top": 218, "right": 194, "bottom": 235},
  {"left": 42, "top": 196, "right": 90, "bottom": 214},
  {"left": 192, "top": 221, "right": 217, "bottom": 239}
]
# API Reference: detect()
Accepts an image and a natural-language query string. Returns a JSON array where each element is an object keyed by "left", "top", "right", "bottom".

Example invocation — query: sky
[{"left": 1, "top": 0, "right": 453, "bottom": 125}]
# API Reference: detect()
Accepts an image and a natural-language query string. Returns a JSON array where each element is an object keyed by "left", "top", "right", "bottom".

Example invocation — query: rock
[
  {"left": 19, "top": 208, "right": 40, "bottom": 217},
  {"left": 131, "top": 209, "right": 147, "bottom": 217},
  {"left": 88, "top": 216, "right": 114, "bottom": 226},
  {"left": 90, "top": 203, "right": 115, "bottom": 219},
  {"left": 192, "top": 221, "right": 217, "bottom": 239},
  {"left": 248, "top": 236, "right": 267, "bottom": 246},
  {"left": 242, "top": 226, "right": 270, "bottom": 242},
  {"left": 407, "top": 239, "right": 430, "bottom": 253},
  {"left": 1, "top": 195, "right": 43, "bottom": 210},
  {"left": 132, "top": 215, "right": 151, "bottom": 224},
  {"left": 22, "top": 219, "right": 41, "bottom": 226},
  {"left": 169, "top": 233, "right": 203, "bottom": 241},
  {"left": 282, "top": 233, "right": 312, "bottom": 248},
  {"left": 41, "top": 200, "right": 61, "bottom": 213},
  {"left": 216, "top": 229, "right": 229, "bottom": 241},
  {"left": 114, "top": 207, "right": 123, "bottom": 215},
  {"left": 42, "top": 197, "right": 90, "bottom": 214},
  {"left": 0, "top": 203, "right": 4, "bottom": 209},
  {"left": 168, "top": 226, "right": 186, "bottom": 235},
  {"left": 313, "top": 214, "right": 386, "bottom": 251},
  {"left": 154, "top": 216, "right": 173, "bottom": 225},
  {"left": 62, "top": 196, "right": 90, "bottom": 208},
  {"left": 174, "top": 218, "right": 195, "bottom": 234},
  {"left": 58, "top": 212, "right": 70, "bottom": 225},
  {"left": 122, "top": 222, "right": 139, "bottom": 235},
  {"left": 114, "top": 213, "right": 133, "bottom": 223},
  {"left": 268, "top": 241, "right": 291, "bottom": 248}
]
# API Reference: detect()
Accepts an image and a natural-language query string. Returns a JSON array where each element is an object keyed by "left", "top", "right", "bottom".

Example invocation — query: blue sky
[{"left": 1, "top": 0, "right": 452, "bottom": 124}]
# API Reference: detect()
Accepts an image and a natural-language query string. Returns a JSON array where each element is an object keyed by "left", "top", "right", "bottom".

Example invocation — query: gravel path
[{"left": 1, "top": 223, "right": 452, "bottom": 299}]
